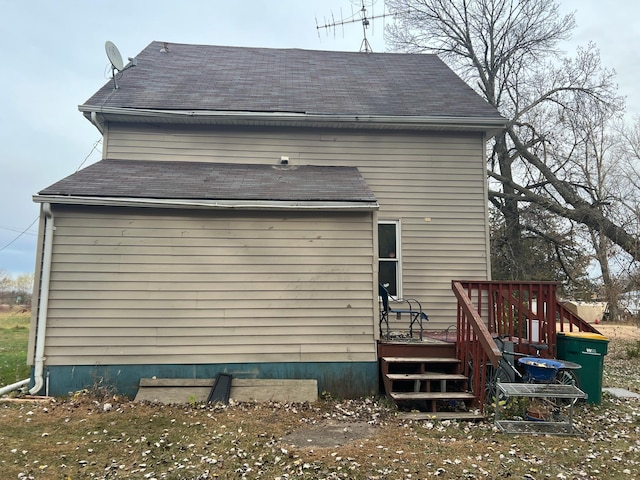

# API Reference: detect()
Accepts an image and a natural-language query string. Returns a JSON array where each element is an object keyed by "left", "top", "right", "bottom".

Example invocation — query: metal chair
[{"left": 378, "top": 283, "right": 428, "bottom": 340}]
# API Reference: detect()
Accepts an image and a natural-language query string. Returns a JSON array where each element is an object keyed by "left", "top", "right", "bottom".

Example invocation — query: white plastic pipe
[
  {"left": 0, "top": 378, "right": 30, "bottom": 396},
  {"left": 30, "top": 203, "right": 54, "bottom": 395},
  {"left": 90, "top": 111, "right": 104, "bottom": 134}
]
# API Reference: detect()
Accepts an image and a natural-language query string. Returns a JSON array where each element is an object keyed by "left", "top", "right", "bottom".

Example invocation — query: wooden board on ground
[
  {"left": 231, "top": 379, "right": 318, "bottom": 403},
  {"left": 135, "top": 378, "right": 214, "bottom": 404},
  {"left": 134, "top": 378, "right": 318, "bottom": 404}
]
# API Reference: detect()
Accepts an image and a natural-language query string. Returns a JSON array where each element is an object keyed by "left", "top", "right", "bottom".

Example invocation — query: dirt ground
[
  {"left": 281, "top": 420, "right": 376, "bottom": 448},
  {"left": 593, "top": 322, "right": 640, "bottom": 341}
]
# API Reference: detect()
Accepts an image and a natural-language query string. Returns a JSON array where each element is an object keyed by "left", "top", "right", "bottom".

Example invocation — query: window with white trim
[{"left": 378, "top": 221, "right": 401, "bottom": 297}]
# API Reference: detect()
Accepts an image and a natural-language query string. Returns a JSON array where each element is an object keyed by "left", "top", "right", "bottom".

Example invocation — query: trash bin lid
[{"left": 557, "top": 332, "right": 609, "bottom": 341}]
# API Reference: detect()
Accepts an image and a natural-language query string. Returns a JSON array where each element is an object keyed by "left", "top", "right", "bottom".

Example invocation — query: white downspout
[
  {"left": 90, "top": 111, "right": 104, "bottom": 134},
  {"left": 0, "top": 379, "right": 30, "bottom": 396},
  {"left": 30, "top": 203, "right": 54, "bottom": 395}
]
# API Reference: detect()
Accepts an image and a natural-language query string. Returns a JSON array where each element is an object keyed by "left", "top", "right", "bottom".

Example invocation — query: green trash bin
[{"left": 556, "top": 332, "right": 609, "bottom": 404}]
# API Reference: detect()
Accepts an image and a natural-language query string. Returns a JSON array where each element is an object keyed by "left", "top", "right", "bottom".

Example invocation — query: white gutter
[
  {"left": 0, "top": 378, "right": 30, "bottom": 396},
  {"left": 30, "top": 203, "right": 54, "bottom": 395},
  {"left": 33, "top": 195, "right": 380, "bottom": 211},
  {"left": 81, "top": 106, "right": 507, "bottom": 133}
]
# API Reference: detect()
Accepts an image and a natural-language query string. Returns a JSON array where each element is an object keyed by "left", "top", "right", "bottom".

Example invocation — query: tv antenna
[
  {"left": 105, "top": 41, "right": 136, "bottom": 89},
  {"left": 316, "top": 0, "right": 394, "bottom": 53}
]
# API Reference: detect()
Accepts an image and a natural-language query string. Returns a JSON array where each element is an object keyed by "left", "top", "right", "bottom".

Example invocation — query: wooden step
[
  {"left": 382, "top": 357, "right": 460, "bottom": 364},
  {"left": 380, "top": 354, "right": 476, "bottom": 416},
  {"left": 386, "top": 373, "right": 467, "bottom": 381},
  {"left": 399, "top": 411, "right": 485, "bottom": 421},
  {"left": 390, "top": 391, "right": 475, "bottom": 401}
]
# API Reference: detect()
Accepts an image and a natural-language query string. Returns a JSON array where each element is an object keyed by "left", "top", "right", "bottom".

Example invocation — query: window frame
[{"left": 378, "top": 220, "right": 402, "bottom": 298}]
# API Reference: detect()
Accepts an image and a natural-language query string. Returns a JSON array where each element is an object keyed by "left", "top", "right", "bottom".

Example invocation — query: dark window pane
[
  {"left": 379, "top": 261, "right": 397, "bottom": 296},
  {"left": 378, "top": 224, "right": 396, "bottom": 259}
]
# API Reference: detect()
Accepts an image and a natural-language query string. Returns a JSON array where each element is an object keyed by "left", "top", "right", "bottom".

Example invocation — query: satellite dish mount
[{"left": 105, "top": 41, "right": 136, "bottom": 89}]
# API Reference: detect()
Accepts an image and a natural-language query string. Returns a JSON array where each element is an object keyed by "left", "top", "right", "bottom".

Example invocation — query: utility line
[
  {"left": 0, "top": 138, "right": 102, "bottom": 254},
  {"left": 0, "top": 217, "right": 39, "bottom": 252},
  {"left": 0, "top": 225, "right": 37, "bottom": 236}
]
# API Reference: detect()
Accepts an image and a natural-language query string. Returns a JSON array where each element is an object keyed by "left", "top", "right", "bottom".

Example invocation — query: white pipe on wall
[
  {"left": 0, "top": 378, "right": 30, "bottom": 396},
  {"left": 30, "top": 203, "right": 54, "bottom": 395}
]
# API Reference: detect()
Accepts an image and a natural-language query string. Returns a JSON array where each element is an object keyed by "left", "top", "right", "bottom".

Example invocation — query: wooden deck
[{"left": 377, "top": 281, "right": 599, "bottom": 416}]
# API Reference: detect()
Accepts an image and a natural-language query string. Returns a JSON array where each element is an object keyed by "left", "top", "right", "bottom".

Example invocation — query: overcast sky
[{"left": 0, "top": 0, "right": 638, "bottom": 276}]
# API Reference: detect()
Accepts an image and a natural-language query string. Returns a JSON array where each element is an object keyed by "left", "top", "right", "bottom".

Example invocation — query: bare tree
[
  {"left": 12, "top": 273, "right": 34, "bottom": 305},
  {"left": 554, "top": 93, "right": 637, "bottom": 316},
  {"left": 0, "top": 270, "right": 35, "bottom": 305},
  {"left": 490, "top": 202, "right": 594, "bottom": 295},
  {"left": 0, "top": 269, "right": 11, "bottom": 304},
  {"left": 612, "top": 116, "right": 640, "bottom": 309},
  {"left": 386, "top": 0, "right": 638, "bottom": 270}
]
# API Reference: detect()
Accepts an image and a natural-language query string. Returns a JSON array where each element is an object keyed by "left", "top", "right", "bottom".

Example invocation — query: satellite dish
[{"left": 105, "top": 41, "right": 124, "bottom": 71}]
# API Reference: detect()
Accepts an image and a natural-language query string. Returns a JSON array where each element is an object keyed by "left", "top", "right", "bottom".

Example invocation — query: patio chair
[{"left": 379, "top": 283, "right": 429, "bottom": 340}]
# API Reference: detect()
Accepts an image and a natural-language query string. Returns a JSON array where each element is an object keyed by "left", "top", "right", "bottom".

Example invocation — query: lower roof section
[{"left": 35, "top": 159, "right": 379, "bottom": 211}]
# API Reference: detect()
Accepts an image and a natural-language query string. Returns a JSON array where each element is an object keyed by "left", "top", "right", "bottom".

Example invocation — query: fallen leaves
[
  {"left": 1, "top": 334, "right": 639, "bottom": 479},
  {"left": 2, "top": 394, "right": 637, "bottom": 479}
]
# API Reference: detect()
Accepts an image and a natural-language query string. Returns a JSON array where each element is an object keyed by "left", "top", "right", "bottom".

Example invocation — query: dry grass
[
  {"left": 0, "top": 324, "right": 638, "bottom": 479},
  {"left": 599, "top": 324, "right": 640, "bottom": 393}
]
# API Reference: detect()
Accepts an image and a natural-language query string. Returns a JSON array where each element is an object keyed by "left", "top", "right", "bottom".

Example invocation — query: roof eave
[
  {"left": 33, "top": 194, "right": 380, "bottom": 212},
  {"left": 80, "top": 106, "right": 507, "bottom": 135}
]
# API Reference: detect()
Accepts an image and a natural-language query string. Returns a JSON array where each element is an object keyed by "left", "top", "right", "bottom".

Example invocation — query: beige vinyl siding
[
  {"left": 44, "top": 206, "right": 376, "bottom": 366},
  {"left": 105, "top": 124, "right": 490, "bottom": 328}
]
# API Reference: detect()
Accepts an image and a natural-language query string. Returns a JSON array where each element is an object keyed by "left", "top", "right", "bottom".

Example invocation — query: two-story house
[{"left": 29, "top": 41, "right": 549, "bottom": 411}]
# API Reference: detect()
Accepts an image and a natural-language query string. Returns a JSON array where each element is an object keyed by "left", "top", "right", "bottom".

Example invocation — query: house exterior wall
[
  {"left": 36, "top": 205, "right": 377, "bottom": 396},
  {"left": 105, "top": 124, "right": 491, "bottom": 328},
  {"left": 561, "top": 301, "right": 608, "bottom": 324}
]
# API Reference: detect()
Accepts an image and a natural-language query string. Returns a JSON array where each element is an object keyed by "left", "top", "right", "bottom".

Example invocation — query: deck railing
[{"left": 452, "top": 280, "right": 599, "bottom": 410}]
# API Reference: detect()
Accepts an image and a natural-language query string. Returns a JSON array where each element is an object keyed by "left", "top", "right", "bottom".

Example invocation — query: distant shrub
[{"left": 626, "top": 341, "right": 640, "bottom": 359}]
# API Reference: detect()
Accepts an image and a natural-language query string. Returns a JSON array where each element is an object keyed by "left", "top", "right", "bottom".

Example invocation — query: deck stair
[{"left": 380, "top": 354, "right": 482, "bottom": 420}]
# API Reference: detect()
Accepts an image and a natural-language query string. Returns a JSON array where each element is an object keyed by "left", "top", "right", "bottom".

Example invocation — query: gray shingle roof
[
  {"left": 82, "top": 42, "right": 502, "bottom": 119},
  {"left": 39, "top": 160, "right": 377, "bottom": 204}
]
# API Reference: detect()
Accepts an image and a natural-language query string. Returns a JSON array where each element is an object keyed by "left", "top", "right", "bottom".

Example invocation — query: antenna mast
[{"left": 316, "top": 0, "right": 394, "bottom": 53}]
